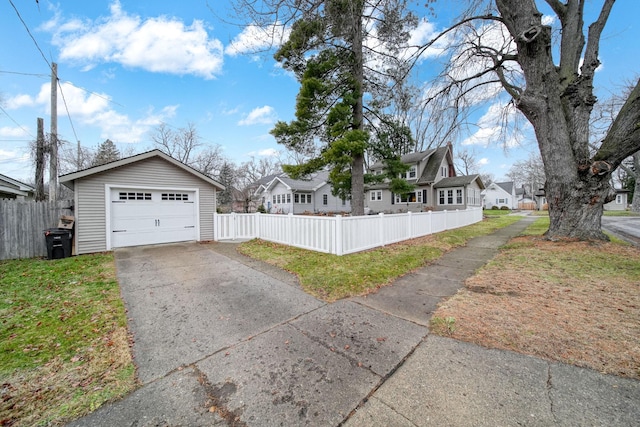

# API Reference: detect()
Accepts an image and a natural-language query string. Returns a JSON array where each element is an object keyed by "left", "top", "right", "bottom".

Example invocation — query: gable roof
[
  {"left": 433, "top": 174, "right": 485, "bottom": 189},
  {"left": 59, "top": 149, "right": 225, "bottom": 191},
  {"left": 0, "top": 173, "right": 36, "bottom": 197},
  {"left": 417, "top": 146, "right": 451, "bottom": 184},
  {"left": 266, "top": 170, "right": 329, "bottom": 192},
  {"left": 369, "top": 148, "right": 436, "bottom": 170},
  {"left": 496, "top": 181, "right": 514, "bottom": 194}
]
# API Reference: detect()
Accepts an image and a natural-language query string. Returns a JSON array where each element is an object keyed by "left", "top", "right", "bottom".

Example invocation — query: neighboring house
[
  {"left": 59, "top": 149, "right": 224, "bottom": 254},
  {"left": 516, "top": 185, "right": 537, "bottom": 210},
  {"left": 534, "top": 188, "right": 547, "bottom": 210},
  {"left": 484, "top": 181, "right": 517, "bottom": 209},
  {"left": 257, "top": 170, "right": 351, "bottom": 214},
  {"left": 0, "top": 173, "right": 35, "bottom": 200},
  {"left": 365, "top": 144, "right": 485, "bottom": 213},
  {"left": 604, "top": 189, "right": 629, "bottom": 211}
]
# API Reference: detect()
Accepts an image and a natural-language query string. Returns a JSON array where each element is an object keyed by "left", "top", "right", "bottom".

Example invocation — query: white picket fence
[{"left": 214, "top": 208, "right": 483, "bottom": 256}]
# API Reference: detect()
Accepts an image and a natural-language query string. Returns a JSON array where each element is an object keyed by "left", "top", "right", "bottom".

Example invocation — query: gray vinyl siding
[
  {"left": 74, "top": 157, "right": 217, "bottom": 254},
  {"left": 314, "top": 183, "right": 350, "bottom": 213}
]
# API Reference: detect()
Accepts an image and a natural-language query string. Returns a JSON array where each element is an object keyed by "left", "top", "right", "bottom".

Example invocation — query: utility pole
[
  {"left": 35, "top": 117, "right": 45, "bottom": 201},
  {"left": 49, "top": 62, "right": 58, "bottom": 201}
]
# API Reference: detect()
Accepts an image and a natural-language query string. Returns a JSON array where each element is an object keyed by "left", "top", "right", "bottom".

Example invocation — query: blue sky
[{"left": 1, "top": 0, "right": 638, "bottom": 184}]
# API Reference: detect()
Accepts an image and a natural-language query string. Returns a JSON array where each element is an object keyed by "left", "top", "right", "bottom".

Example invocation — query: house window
[
  {"left": 408, "top": 166, "right": 417, "bottom": 179},
  {"left": 323, "top": 194, "right": 328, "bottom": 205},
  {"left": 370, "top": 190, "right": 382, "bottom": 201},
  {"left": 441, "top": 166, "right": 448, "bottom": 177},
  {"left": 438, "top": 188, "right": 461, "bottom": 206},
  {"left": 272, "top": 195, "right": 276, "bottom": 205},
  {"left": 276, "top": 194, "right": 281, "bottom": 204},
  {"left": 342, "top": 198, "right": 346, "bottom": 206},
  {"left": 296, "top": 193, "right": 311, "bottom": 204},
  {"left": 395, "top": 191, "right": 421, "bottom": 204},
  {"left": 467, "top": 189, "right": 480, "bottom": 206},
  {"left": 287, "top": 194, "right": 291, "bottom": 203},
  {"left": 616, "top": 194, "right": 623, "bottom": 204},
  {"left": 496, "top": 198, "right": 508, "bottom": 205}
]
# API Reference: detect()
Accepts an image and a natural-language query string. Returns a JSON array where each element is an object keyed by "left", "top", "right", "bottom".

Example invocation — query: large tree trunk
[
  {"left": 632, "top": 152, "right": 640, "bottom": 213},
  {"left": 350, "top": 0, "right": 365, "bottom": 216},
  {"left": 496, "top": 0, "right": 619, "bottom": 240}
]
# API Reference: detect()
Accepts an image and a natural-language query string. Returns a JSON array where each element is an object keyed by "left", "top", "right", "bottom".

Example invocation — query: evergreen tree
[{"left": 92, "top": 139, "right": 120, "bottom": 166}]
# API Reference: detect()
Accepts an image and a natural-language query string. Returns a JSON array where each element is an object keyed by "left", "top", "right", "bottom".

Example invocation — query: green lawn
[
  {"left": 0, "top": 254, "right": 137, "bottom": 426},
  {"left": 239, "top": 215, "right": 522, "bottom": 301}
]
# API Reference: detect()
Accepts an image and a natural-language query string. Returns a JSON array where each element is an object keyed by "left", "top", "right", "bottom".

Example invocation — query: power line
[
  {"left": 57, "top": 80, "right": 80, "bottom": 144},
  {"left": 0, "top": 70, "right": 49, "bottom": 78},
  {"left": 8, "top": 0, "right": 52, "bottom": 70},
  {"left": 0, "top": 105, "right": 36, "bottom": 139}
]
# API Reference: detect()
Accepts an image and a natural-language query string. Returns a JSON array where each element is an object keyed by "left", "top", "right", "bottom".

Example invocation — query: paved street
[{"left": 602, "top": 215, "right": 640, "bottom": 245}]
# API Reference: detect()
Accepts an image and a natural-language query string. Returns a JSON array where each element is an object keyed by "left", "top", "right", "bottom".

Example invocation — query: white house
[
  {"left": 256, "top": 170, "right": 351, "bottom": 214},
  {"left": 365, "top": 145, "right": 485, "bottom": 213},
  {"left": 484, "top": 181, "right": 517, "bottom": 210}
]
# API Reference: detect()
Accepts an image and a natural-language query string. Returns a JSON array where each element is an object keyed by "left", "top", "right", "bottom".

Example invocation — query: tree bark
[
  {"left": 632, "top": 152, "right": 640, "bottom": 213},
  {"left": 495, "top": 0, "right": 622, "bottom": 240}
]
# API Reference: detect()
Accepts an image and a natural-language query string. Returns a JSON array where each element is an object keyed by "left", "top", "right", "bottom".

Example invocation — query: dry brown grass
[{"left": 431, "top": 237, "right": 640, "bottom": 379}]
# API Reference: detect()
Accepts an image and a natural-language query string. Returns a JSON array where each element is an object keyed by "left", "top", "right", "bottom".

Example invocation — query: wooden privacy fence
[
  {"left": 0, "top": 199, "right": 73, "bottom": 260},
  {"left": 214, "top": 208, "right": 483, "bottom": 256}
]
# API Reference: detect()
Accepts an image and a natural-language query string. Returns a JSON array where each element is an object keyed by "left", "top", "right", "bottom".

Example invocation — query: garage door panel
[{"left": 110, "top": 189, "right": 197, "bottom": 248}]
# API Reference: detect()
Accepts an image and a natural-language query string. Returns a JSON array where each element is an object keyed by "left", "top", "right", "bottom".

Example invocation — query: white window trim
[{"left": 438, "top": 187, "right": 464, "bottom": 206}]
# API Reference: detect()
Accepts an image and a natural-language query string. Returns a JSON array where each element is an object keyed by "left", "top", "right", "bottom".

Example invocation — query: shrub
[
  {"left": 491, "top": 206, "right": 500, "bottom": 210},
  {"left": 500, "top": 206, "right": 510, "bottom": 210}
]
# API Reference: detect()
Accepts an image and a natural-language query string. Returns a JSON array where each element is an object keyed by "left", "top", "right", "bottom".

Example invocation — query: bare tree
[
  {"left": 455, "top": 147, "right": 481, "bottom": 176},
  {"left": 506, "top": 152, "right": 546, "bottom": 197},
  {"left": 151, "top": 122, "right": 201, "bottom": 164},
  {"left": 418, "top": 0, "right": 640, "bottom": 240}
]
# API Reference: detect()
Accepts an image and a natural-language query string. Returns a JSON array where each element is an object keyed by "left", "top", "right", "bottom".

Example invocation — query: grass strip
[
  {"left": 238, "top": 215, "right": 522, "bottom": 301},
  {"left": 0, "top": 254, "right": 137, "bottom": 426},
  {"left": 431, "top": 217, "right": 640, "bottom": 379}
]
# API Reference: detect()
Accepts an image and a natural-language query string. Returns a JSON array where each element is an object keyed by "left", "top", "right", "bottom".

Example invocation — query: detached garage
[{"left": 60, "top": 150, "right": 224, "bottom": 254}]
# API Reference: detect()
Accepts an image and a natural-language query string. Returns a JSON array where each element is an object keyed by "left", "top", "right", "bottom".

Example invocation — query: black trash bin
[{"left": 44, "top": 228, "right": 73, "bottom": 260}]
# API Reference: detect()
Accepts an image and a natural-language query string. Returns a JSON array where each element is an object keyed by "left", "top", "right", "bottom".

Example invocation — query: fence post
[
  {"left": 407, "top": 211, "right": 412, "bottom": 239},
  {"left": 213, "top": 212, "right": 219, "bottom": 241},
  {"left": 287, "top": 213, "right": 293, "bottom": 246},
  {"left": 443, "top": 210, "right": 447, "bottom": 230},
  {"left": 428, "top": 210, "right": 432, "bottom": 235},
  {"left": 335, "top": 215, "right": 343, "bottom": 256},
  {"left": 254, "top": 212, "right": 260, "bottom": 239},
  {"left": 378, "top": 212, "right": 385, "bottom": 247}
]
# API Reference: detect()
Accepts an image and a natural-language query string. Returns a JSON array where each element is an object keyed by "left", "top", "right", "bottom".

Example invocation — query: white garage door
[{"left": 110, "top": 188, "right": 197, "bottom": 248}]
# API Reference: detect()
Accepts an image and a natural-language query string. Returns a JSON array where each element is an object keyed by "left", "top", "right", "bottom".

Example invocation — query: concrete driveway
[{"left": 107, "top": 242, "right": 427, "bottom": 425}]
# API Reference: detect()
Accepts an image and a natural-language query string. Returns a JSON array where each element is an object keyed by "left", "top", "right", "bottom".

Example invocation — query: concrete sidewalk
[{"left": 68, "top": 216, "right": 640, "bottom": 426}]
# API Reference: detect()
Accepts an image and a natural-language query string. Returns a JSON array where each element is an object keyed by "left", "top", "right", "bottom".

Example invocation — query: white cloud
[
  {"left": 225, "top": 22, "right": 290, "bottom": 56},
  {"left": 45, "top": 0, "right": 224, "bottom": 79},
  {"left": 238, "top": 106, "right": 277, "bottom": 126},
  {"left": 6, "top": 94, "right": 36, "bottom": 110},
  {"left": 478, "top": 157, "right": 489, "bottom": 166},
  {"left": 257, "top": 148, "right": 279, "bottom": 157},
  {"left": 14, "top": 82, "right": 177, "bottom": 143},
  {"left": 0, "top": 126, "right": 31, "bottom": 138},
  {"left": 462, "top": 102, "right": 520, "bottom": 148},
  {"left": 541, "top": 15, "right": 556, "bottom": 26}
]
